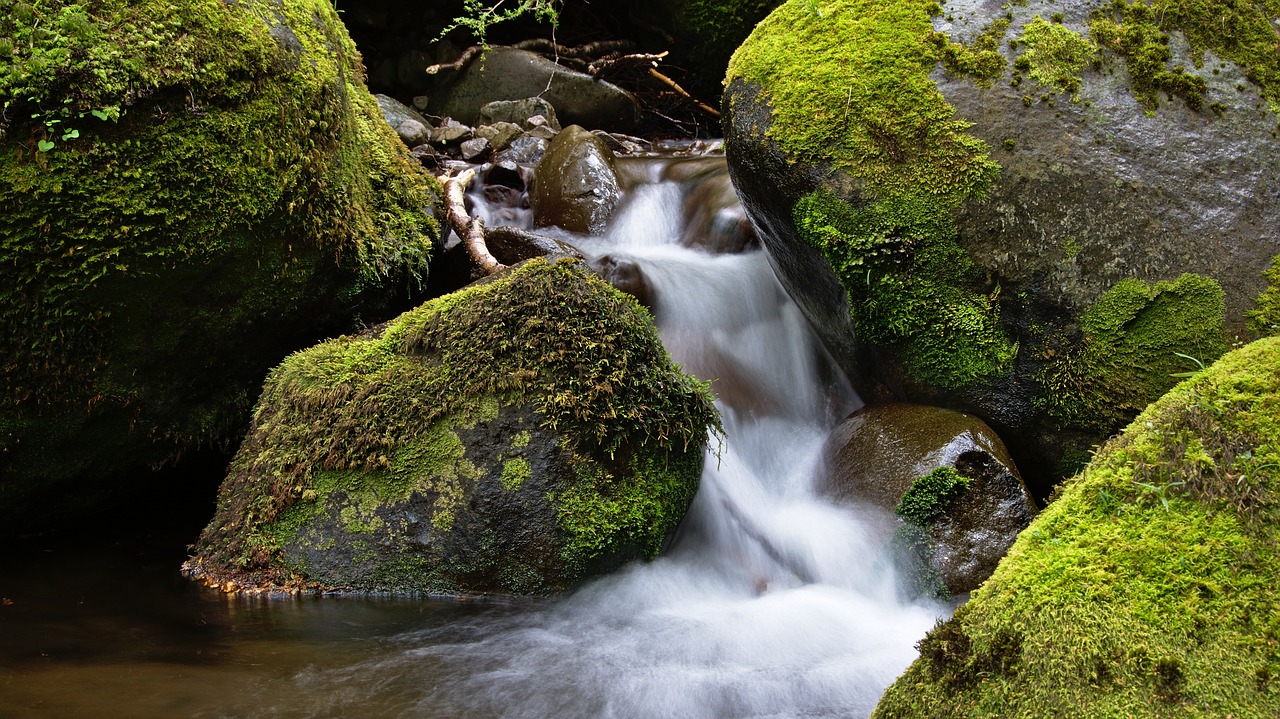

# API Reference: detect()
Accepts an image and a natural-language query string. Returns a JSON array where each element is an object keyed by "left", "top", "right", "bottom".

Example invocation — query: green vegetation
[
  {"left": 874, "top": 336, "right": 1280, "bottom": 718},
  {"left": 1249, "top": 255, "right": 1280, "bottom": 337},
  {"left": 795, "top": 190, "right": 1016, "bottom": 388},
  {"left": 1014, "top": 15, "right": 1097, "bottom": 94},
  {"left": 0, "top": 0, "right": 439, "bottom": 516},
  {"left": 932, "top": 17, "right": 1010, "bottom": 86},
  {"left": 195, "top": 259, "right": 720, "bottom": 589},
  {"left": 1036, "top": 274, "right": 1228, "bottom": 432},
  {"left": 439, "top": 0, "right": 560, "bottom": 45},
  {"left": 896, "top": 466, "right": 973, "bottom": 525}
]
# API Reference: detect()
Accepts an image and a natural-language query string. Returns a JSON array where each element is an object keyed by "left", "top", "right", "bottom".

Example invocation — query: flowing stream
[{"left": 0, "top": 154, "right": 945, "bottom": 718}]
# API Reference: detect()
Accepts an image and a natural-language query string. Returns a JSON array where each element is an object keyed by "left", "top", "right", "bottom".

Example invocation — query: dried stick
[
  {"left": 439, "top": 169, "right": 506, "bottom": 276},
  {"left": 647, "top": 68, "right": 721, "bottom": 118},
  {"left": 425, "top": 45, "right": 483, "bottom": 75}
]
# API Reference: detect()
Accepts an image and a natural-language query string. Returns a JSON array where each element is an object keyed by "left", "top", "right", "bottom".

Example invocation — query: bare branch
[
  {"left": 425, "top": 45, "right": 483, "bottom": 75},
  {"left": 438, "top": 169, "right": 506, "bottom": 276}
]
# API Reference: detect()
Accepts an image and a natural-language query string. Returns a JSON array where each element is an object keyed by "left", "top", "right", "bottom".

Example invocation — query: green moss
[
  {"left": 795, "top": 190, "right": 1016, "bottom": 388},
  {"left": 932, "top": 18, "right": 1011, "bottom": 86},
  {"left": 511, "top": 430, "right": 532, "bottom": 448},
  {"left": 873, "top": 336, "right": 1280, "bottom": 718},
  {"left": 500, "top": 457, "right": 531, "bottom": 490},
  {"left": 897, "top": 466, "right": 973, "bottom": 525},
  {"left": 196, "top": 259, "right": 720, "bottom": 584},
  {"left": 1015, "top": 15, "right": 1098, "bottom": 94},
  {"left": 1037, "top": 273, "right": 1228, "bottom": 432},
  {"left": 1248, "top": 255, "right": 1280, "bottom": 337},
  {"left": 0, "top": 0, "right": 441, "bottom": 518}
]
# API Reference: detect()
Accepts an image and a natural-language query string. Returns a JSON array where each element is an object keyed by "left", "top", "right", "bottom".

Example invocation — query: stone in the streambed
[
  {"left": 485, "top": 227, "right": 585, "bottom": 265},
  {"left": 0, "top": 0, "right": 441, "bottom": 535},
  {"left": 411, "top": 144, "right": 442, "bottom": 170},
  {"left": 430, "top": 48, "right": 640, "bottom": 131},
  {"left": 484, "top": 162, "right": 529, "bottom": 191},
  {"left": 530, "top": 126, "right": 622, "bottom": 234},
  {"left": 822, "top": 404, "right": 1036, "bottom": 595},
  {"left": 724, "top": 0, "right": 1272, "bottom": 493},
  {"left": 186, "top": 259, "right": 719, "bottom": 596},
  {"left": 475, "top": 122, "right": 524, "bottom": 153},
  {"left": 460, "top": 137, "right": 492, "bottom": 162},
  {"left": 493, "top": 135, "right": 549, "bottom": 166},
  {"left": 431, "top": 118, "right": 473, "bottom": 146},
  {"left": 525, "top": 124, "right": 560, "bottom": 141},
  {"left": 674, "top": 160, "right": 758, "bottom": 254},
  {"left": 395, "top": 119, "right": 432, "bottom": 148},
  {"left": 592, "top": 254, "right": 653, "bottom": 308},
  {"left": 375, "top": 93, "right": 431, "bottom": 132},
  {"left": 478, "top": 97, "right": 562, "bottom": 131}
]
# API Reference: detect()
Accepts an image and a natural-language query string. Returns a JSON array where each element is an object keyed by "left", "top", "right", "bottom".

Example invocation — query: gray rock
[
  {"left": 673, "top": 158, "right": 758, "bottom": 254},
  {"left": 394, "top": 119, "right": 432, "bottom": 147},
  {"left": 531, "top": 125, "right": 623, "bottom": 234},
  {"left": 822, "top": 403, "right": 1036, "bottom": 595},
  {"left": 525, "top": 124, "right": 559, "bottom": 141},
  {"left": 460, "top": 137, "right": 491, "bottom": 162},
  {"left": 494, "top": 135, "right": 549, "bottom": 166},
  {"left": 374, "top": 93, "right": 430, "bottom": 131},
  {"left": 431, "top": 118, "right": 473, "bottom": 145},
  {"left": 592, "top": 254, "right": 653, "bottom": 308},
  {"left": 431, "top": 48, "right": 640, "bottom": 131},
  {"left": 479, "top": 97, "right": 562, "bottom": 131},
  {"left": 475, "top": 121, "right": 524, "bottom": 152}
]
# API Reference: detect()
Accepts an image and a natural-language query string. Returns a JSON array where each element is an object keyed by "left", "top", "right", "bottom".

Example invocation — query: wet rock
[
  {"left": 493, "top": 135, "right": 549, "bottom": 166},
  {"left": 186, "top": 260, "right": 718, "bottom": 596},
  {"left": 460, "top": 137, "right": 491, "bottom": 162},
  {"left": 478, "top": 97, "right": 561, "bottom": 131},
  {"left": 525, "top": 124, "right": 560, "bottom": 141},
  {"left": 430, "top": 47, "right": 640, "bottom": 131},
  {"left": 410, "top": 144, "right": 442, "bottom": 170},
  {"left": 431, "top": 118, "right": 473, "bottom": 145},
  {"left": 592, "top": 254, "right": 653, "bottom": 308},
  {"left": 475, "top": 121, "right": 524, "bottom": 152},
  {"left": 484, "top": 162, "right": 529, "bottom": 191},
  {"left": 530, "top": 125, "right": 623, "bottom": 234},
  {"left": 822, "top": 404, "right": 1036, "bottom": 594},
  {"left": 374, "top": 93, "right": 430, "bottom": 131},
  {"left": 486, "top": 227, "right": 585, "bottom": 265},
  {"left": 395, "top": 118, "right": 432, "bottom": 147},
  {"left": 678, "top": 163, "right": 757, "bottom": 254}
]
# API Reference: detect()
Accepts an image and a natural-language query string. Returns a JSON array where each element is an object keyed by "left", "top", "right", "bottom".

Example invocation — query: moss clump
[
  {"left": 0, "top": 0, "right": 439, "bottom": 522},
  {"left": 931, "top": 17, "right": 1011, "bottom": 86},
  {"left": 873, "top": 336, "right": 1280, "bottom": 718},
  {"left": 729, "top": 0, "right": 1011, "bottom": 390},
  {"left": 1037, "top": 273, "right": 1228, "bottom": 432},
  {"left": 1249, "top": 255, "right": 1280, "bottom": 337},
  {"left": 193, "top": 259, "right": 720, "bottom": 591},
  {"left": 1015, "top": 15, "right": 1098, "bottom": 94},
  {"left": 897, "top": 466, "right": 973, "bottom": 525},
  {"left": 795, "top": 190, "right": 1016, "bottom": 388}
]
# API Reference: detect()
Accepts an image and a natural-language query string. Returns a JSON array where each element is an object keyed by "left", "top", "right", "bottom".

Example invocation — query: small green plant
[
  {"left": 1168, "top": 351, "right": 1205, "bottom": 377},
  {"left": 1134, "top": 479, "right": 1185, "bottom": 510},
  {"left": 439, "top": 0, "right": 561, "bottom": 45},
  {"left": 896, "top": 466, "right": 973, "bottom": 525}
]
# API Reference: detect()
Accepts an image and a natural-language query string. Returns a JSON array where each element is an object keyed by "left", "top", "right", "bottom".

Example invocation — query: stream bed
[{"left": 0, "top": 154, "right": 946, "bottom": 718}]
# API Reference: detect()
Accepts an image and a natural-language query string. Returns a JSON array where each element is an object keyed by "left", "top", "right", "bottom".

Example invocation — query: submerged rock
[
  {"left": 724, "top": 0, "right": 1275, "bottom": 491},
  {"left": 531, "top": 125, "right": 623, "bottom": 234},
  {"left": 873, "top": 336, "right": 1280, "bottom": 717},
  {"left": 823, "top": 404, "right": 1035, "bottom": 594},
  {"left": 187, "top": 259, "right": 720, "bottom": 595},
  {"left": 0, "top": 0, "right": 441, "bottom": 533}
]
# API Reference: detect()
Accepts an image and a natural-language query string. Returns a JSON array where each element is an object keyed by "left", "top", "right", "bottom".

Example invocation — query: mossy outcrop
[
  {"left": 873, "top": 335, "right": 1280, "bottom": 718},
  {"left": 723, "top": 0, "right": 1276, "bottom": 492},
  {"left": 0, "top": 0, "right": 442, "bottom": 531},
  {"left": 187, "top": 259, "right": 720, "bottom": 595}
]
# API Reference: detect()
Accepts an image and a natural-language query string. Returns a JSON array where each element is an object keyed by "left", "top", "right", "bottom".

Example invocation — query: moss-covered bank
[
  {"left": 189, "top": 259, "right": 720, "bottom": 594},
  {"left": 874, "top": 336, "right": 1280, "bottom": 717},
  {"left": 0, "top": 0, "right": 441, "bottom": 530}
]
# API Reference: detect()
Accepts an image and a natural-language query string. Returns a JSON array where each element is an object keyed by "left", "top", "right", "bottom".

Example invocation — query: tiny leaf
[{"left": 37, "top": 139, "right": 55, "bottom": 152}]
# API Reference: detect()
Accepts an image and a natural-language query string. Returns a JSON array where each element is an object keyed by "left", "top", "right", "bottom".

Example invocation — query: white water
[{"left": 220, "top": 159, "right": 947, "bottom": 719}]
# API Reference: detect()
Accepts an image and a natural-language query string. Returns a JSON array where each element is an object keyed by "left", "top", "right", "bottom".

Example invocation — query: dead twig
[
  {"left": 589, "top": 51, "right": 669, "bottom": 79},
  {"left": 425, "top": 45, "right": 484, "bottom": 75},
  {"left": 438, "top": 168, "right": 506, "bottom": 276},
  {"left": 648, "top": 68, "right": 721, "bottom": 118}
]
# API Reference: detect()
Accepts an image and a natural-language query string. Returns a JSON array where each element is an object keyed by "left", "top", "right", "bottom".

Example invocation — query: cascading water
[{"left": 240, "top": 157, "right": 947, "bottom": 718}]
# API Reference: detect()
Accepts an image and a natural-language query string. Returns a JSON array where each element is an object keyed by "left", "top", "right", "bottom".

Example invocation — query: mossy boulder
[
  {"left": 186, "top": 259, "right": 720, "bottom": 595},
  {"left": 823, "top": 404, "right": 1036, "bottom": 594},
  {"left": 872, "top": 335, "right": 1280, "bottom": 717},
  {"left": 723, "top": 0, "right": 1277, "bottom": 493},
  {"left": 0, "top": 0, "right": 442, "bottom": 532}
]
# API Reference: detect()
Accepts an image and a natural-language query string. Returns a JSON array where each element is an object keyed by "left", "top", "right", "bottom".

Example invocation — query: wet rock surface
[
  {"left": 530, "top": 125, "right": 624, "bottom": 234},
  {"left": 823, "top": 403, "right": 1036, "bottom": 594}
]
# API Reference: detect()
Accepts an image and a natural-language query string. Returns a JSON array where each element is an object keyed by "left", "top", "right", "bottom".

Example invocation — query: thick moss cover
[
  {"left": 0, "top": 0, "right": 440, "bottom": 527},
  {"left": 874, "top": 336, "right": 1280, "bottom": 718},
  {"left": 190, "top": 259, "right": 720, "bottom": 594}
]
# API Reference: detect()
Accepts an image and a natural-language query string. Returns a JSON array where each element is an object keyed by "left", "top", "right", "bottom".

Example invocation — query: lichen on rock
[
  {"left": 873, "top": 335, "right": 1280, "bottom": 717},
  {"left": 187, "top": 259, "right": 721, "bottom": 595}
]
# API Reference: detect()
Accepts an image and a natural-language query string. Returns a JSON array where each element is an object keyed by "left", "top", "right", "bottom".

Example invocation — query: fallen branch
[
  {"left": 588, "top": 51, "right": 668, "bottom": 79},
  {"left": 647, "top": 68, "right": 721, "bottom": 118},
  {"left": 425, "top": 45, "right": 483, "bottom": 75},
  {"left": 439, "top": 168, "right": 506, "bottom": 276}
]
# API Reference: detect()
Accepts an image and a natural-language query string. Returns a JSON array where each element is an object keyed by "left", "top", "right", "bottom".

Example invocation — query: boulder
[
  {"left": 430, "top": 48, "right": 640, "bottom": 131},
  {"left": 186, "top": 259, "right": 719, "bottom": 595},
  {"left": 723, "top": 0, "right": 1276, "bottom": 491},
  {"left": 873, "top": 336, "right": 1280, "bottom": 718},
  {"left": 374, "top": 93, "right": 432, "bottom": 131},
  {"left": 531, "top": 126, "right": 623, "bottom": 234},
  {"left": 478, "top": 97, "right": 562, "bottom": 131},
  {"left": 823, "top": 404, "right": 1036, "bottom": 594},
  {"left": 475, "top": 121, "right": 525, "bottom": 152},
  {"left": 0, "top": 0, "right": 441, "bottom": 534}
]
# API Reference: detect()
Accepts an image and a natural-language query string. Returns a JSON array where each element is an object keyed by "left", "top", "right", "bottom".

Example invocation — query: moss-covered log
[
  {"left": 0, "top": 0, "right": 442, "bottom": 531},
  {"left": 187, "top": 259, "right": 720, "bottom": 595},
  {"left": 873, "top": 335, "right": 1280, "bottom": 717}
]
